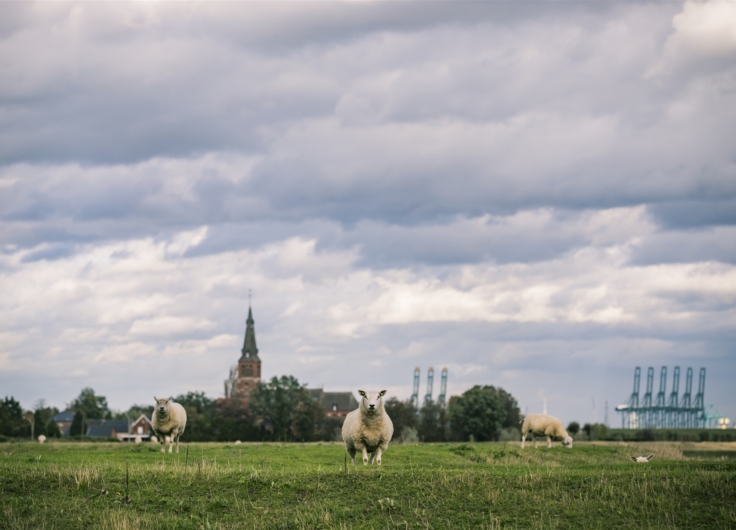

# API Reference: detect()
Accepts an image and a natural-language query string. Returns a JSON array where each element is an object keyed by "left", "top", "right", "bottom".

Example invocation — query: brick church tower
[{"left": 232, "top": 307, "right": 261, "bottom": 400}]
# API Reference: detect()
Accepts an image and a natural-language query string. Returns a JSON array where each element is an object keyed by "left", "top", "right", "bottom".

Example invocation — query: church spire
[{"left": 239, "top": 306, "right": 260, "bottom": 361}]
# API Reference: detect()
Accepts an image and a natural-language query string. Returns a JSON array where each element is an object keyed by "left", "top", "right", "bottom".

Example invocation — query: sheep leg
[
  {"left": 375, "top": 447, "right": 384, "bottom": 465},
  {"left": 361, "top": 447, "right": 369, "bottom": 466},
  {"left": 347, "top": 446, "right": 356, "bottom": 465},
  {"left": 533, "top": 435, "right": 538, "bottom": 449},
  {"left": 521, "top": 432, "right": 526, "bottom": 449},
  {"left": 158, "top": 433, "right": 166, "bottom": 453},
  {"left": 546, "top": 435, "right": 552, "bottom": 449},
  {"left": 369, "top": 452, "right": 375, "bottom": 465},
  {"left": 174, "top": 432, "right": 180, "bottom": 454},
  {"left": 167, "top": 435, "right": 173, "bottom": 453}
]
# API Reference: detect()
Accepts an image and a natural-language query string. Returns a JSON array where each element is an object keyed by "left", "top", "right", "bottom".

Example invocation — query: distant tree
[
  {"left": 0, "top": 397, "right": 30, "bottom": 438},
  {"left": 126, "top": 404, "right": 155, "bottom": 420},
  {"left": 567, "top": 421, "right": 580, "bottom": 436},
  {"left": 32, "top": 400, "right": 58, "bottom": 439},
  {"left": 315, "top": 415, "right": 344, "bottom": 442},
  {"left": 212, "top": 399, "right": 261, "bottom": 442},
  {"left": 417, "top": 400, "right": 448, "bottom": 442},
  {"left": 249, "top": 376, "right": 324, "bottom": 442},
  {"left": 70, "top": 388, "right": 111, "bottom": 420},
  {"left": 383, "top": 398, "right": 418, "bottom": 441},
  {"left": 69, "top": 411, "right": 87, "bottom": 437},
  {"left": 33, "top": 410, "right": 47, "bottom": 438},
  {"left": 175, "top": 391, "right": 216, "bottom": 442},
  {"left": 496, "top": 388, "right": 522, "bottom": 429},
  {"left": 46, "top": 419, "right": 62, "bottom": 438},
  {"left": 448, "top": 385, "right": 509, "bottom": 442}
]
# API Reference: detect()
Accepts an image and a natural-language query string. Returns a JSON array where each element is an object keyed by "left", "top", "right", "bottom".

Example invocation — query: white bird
[{"left": 631, "top": 454, "right": 654, "bottom": 463}]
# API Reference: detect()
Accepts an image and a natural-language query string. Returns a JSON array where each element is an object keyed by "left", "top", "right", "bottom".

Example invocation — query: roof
[
  {"left": 53, "top": 409, "right": 75, "bottom": 422},
  {"left": 308, "top": 389, "right": 358, "bottom": 412},
  {"left": 86, "top": 420, "right": 130, "bottom": 438},
  {"left": 238, "top": 307, "right": 261, "bottom": 362}
]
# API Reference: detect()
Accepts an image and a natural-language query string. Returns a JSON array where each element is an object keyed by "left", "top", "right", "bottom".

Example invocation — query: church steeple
[
  {"left": 239, "top": 307, "right": 260, "bottom": 361},
  {"left": 231, "top": 305, "right": 262, "bottom": 401}
]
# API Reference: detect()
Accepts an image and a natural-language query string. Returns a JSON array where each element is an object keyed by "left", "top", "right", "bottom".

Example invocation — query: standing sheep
[
  {"left": 151, "top": 397, "right": 187, "bottom": 454},
  {"left": 342, "top": 390, "right": 394, "bottom": 466},
  {"left": 521, "top": 414, "right": 573, "bottom": 449}
]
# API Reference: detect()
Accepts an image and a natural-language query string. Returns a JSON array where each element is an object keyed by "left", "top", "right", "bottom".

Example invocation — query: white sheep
[
  {"left": 342, "top": 390, "right": 394, "bottom": 466},
  {"left": 631, "top": 454, "right": 654, "bottom": 463},
  {"left": 521, "top": 414, "right": 573, "bottom": 449},
  {"left": 151, "top": 397, "right": 187, "bottom": 454},
  {"left": 37, "top": 435, "right": 46, "bottom": 444}
]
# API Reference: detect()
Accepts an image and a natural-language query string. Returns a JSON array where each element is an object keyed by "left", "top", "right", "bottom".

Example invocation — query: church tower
[{"left": 234, "top": 307, "right": 261, "bottom": 400}]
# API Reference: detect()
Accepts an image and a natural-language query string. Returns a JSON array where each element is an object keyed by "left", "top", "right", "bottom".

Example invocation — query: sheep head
[
  {"left": 562, "top": 436, "right": 573, "bottom": 448},
  {"left": 631, "top": 454, "right": 654, "bottom": 463},
  {"left": 154, "top": 396, "right": 173, "bottom": 416},
  {"left": 358, "top": 390, "right": 387, "bottom": 414}
]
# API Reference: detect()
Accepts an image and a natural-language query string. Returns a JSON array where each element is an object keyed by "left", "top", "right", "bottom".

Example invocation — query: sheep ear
[
  {"left": 154, "top": 396, "right": 158, "bottom": 402},
  {"left": 646, "top": 454, "right": 654, "bottom": 460},
  {"left": 167, "top": 396, "right": 172, "bottom": 402},
  {"left": 358, "top": 390, "right": 366, "bottom": 397},
  {"left": 630, "top": 456, "right": 637, "bottom": 462},
  {"left": 379, "top": 390, "right": 386, "bottom": 397}
]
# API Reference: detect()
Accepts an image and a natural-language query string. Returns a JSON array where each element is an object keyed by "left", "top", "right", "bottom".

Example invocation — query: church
[{"left": 224, "top": 306, "right": 358, "bottom": 418}]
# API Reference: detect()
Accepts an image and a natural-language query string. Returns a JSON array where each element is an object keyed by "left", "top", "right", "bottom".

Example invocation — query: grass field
[{"left": 1, "top": 440, "right": 735, "bottom": 529}]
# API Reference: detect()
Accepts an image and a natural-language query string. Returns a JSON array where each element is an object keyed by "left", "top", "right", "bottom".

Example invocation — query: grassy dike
[{"left": 1, "top": 441, "right": 734, "bottom": 529}]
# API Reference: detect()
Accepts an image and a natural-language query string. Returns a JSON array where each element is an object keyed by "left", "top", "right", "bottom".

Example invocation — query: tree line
[{"left": 1, "top": 377, "right": 524, "bottom": 443}]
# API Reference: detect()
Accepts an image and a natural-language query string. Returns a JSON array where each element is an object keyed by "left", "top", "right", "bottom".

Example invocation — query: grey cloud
[
  {"left": 648, "top": 200, "right": 736, "bottom": 229},
  {"left": 630, "top": 225, "right": 736, "bottom": 265}
]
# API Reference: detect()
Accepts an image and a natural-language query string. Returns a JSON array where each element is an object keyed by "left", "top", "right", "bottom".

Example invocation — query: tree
[
  {"left": 249, "top": 376, "right": 324, "bottom": 442},
  {"left": 46, "top": 419, "right": 62, "bottom": 438},
  {"left": 448, "top": 385, "right": 509, "bottom": 442},
  {"left": 174, "top": 391, "right": 216, "bottom": 442},
  {"left": 33, "top": 410, "right": 47, "bottom": 438},
  {"left": 70, "top": 388, "right": 111, "bottom": 420},
  {"left": 383, "top": 398, "right": 418, "bottom": 442},
  {"left": 69, "top": 411, "right": 87, "bottom": 437},
  {"left": 567, "top": 421, "right": 580, "bottom": 436},
  {"left": 496, "top": 387, "right": 522, "bottom": 429},
  {"left": 417, "top": 400, "right": 447, "bottom": 442},
  {"left": 0, "top": 397, "right": 30, "bottom": 438}
]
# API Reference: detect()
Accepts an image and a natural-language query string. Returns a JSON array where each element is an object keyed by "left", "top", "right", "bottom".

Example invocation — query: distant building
[
  {"left": 221, "top": 305, "right": 359, "bottom": 417},
  {"left": 86, "top": 419, "right": 129, "bottom": 439},
  {"left": 53, "top": 409, "right": 75, "bottom": 436},
  {"left": 53, "top": 410, "right": 153, "bottom": 441},
  {"left": 308, "top": 389, "right": 359, "bottom": 419},
  {"left": 236, "top": 307, "right": 262, "bottom": 399}
]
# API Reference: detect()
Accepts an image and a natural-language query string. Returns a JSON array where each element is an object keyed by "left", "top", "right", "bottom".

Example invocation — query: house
[
  {"left": 308, "top": 389, "right": 359, "bottom": 419},
  {"left": 118, "top": 414, "right": 153, "bottom": 442},
  {"left": 52, "top": 409, "right": 75, "bottom": 436},
  {"left": 85, "top": 415, "right": 153, "bottom": 441},
  {"left": 86, "top": 419, "right": 129, "bottom": 439}
]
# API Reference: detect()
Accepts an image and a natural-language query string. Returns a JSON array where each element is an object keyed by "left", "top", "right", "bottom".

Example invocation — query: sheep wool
[
  {"left": 521, "top": 414, "right": 573, "bottom": 449},
  {"left": 151, "top": 397, "right": 187, "bottom": 454},
  {"left": 342, "top": 390, "right": 394, "bottom": 465}
]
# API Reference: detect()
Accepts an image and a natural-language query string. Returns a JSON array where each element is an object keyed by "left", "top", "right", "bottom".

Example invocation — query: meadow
[{"left": 1, "top": 440, "right": 734, "bottom": 529}]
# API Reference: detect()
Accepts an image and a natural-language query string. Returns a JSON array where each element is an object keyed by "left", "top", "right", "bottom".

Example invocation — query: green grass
[{"left": 1, "top": 441, "right": 735, "bottom": 529}]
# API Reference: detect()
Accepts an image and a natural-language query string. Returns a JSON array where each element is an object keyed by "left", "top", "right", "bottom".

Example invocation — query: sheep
[
  {"left": 342, "top": 390, "right": 394, "bottom": 466},
  {"left": 37, "top": 435, "right": 46, "bottom": 444},
  {"left": 631, "top": 454, "right": 654, "bottom": 463},
  {"left": 521, "top": 414, "right": 573, "bottom": 449},
  {"left": 151, "top": 397, "right": 187, "bottom": 454}
]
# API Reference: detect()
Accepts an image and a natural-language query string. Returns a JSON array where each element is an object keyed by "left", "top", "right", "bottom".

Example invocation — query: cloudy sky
[{"left": 1, "top": 1, "right": 735, "bottom": 427}]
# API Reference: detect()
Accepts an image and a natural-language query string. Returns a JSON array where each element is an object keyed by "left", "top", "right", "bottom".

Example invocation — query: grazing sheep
[
  {"left": 631, "top": 454, "right": 654, "bottom": 463},
  {"left": 37, "top": 435, "right": 46, "bottom": 444},
  {"left": 521, "top": 414, "right": 573, "bottom": 449},
  {"left": 342, "top": 390, "right": 394, "bottom": 466},
  {"left": 151, "top": 397, "right": 187, "bottom": 454}
]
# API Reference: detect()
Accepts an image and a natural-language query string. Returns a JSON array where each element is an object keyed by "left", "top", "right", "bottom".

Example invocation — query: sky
[{"left": 1, "top": 0, "right": 735, "bottom": 428}]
